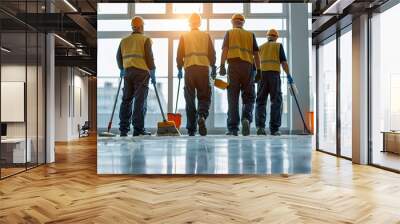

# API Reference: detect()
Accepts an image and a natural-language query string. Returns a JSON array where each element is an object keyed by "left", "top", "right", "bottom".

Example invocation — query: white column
[
  {"left": 288, "top": 4, "right": 310, "bottom": 133},
  {"left": 352, "top": 14, "right": 369, "bottom": 164},
  {"left": 46, "top": 33, "right": 55, "bottom": 163}
]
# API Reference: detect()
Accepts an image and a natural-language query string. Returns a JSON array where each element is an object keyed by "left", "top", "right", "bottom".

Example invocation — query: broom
[
  {"left": 98, "top": 77, "right": 122, "bottom": 137},
  {"left": 152, "top": 82, "right": 180, "bottom": 136}
]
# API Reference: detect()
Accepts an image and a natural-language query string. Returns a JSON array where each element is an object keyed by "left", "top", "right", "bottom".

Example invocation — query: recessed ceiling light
[{"left": 1, "top": 47, "right": 11, "bottom": 53}]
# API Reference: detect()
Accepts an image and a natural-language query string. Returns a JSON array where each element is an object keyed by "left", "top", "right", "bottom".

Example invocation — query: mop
[
  {"left": 288, "top": 76, "right": 312, "bottom": 135},
  {"left": 167, "top": 77, "right": 182, "bottom": 129},
  {"left": 98, "top": 77, "right": 122, "bottom": 137},
  {"left": 153, "top": 82, "right": 181, "bottom": 136}
]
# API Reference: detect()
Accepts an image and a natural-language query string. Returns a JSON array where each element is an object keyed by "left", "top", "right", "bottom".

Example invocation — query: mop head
[
  {"left": 98, "top": 132, "right": 117, "bottom": 137},
  {"left": 157, "top": 121, "right": 181, "bottom": 136}
]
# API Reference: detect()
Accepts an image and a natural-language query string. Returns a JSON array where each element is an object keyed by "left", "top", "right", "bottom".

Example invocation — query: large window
[
  {"left": 371, "top": 3, "right": 400, "bottom": 171},
  {"left": 97, "top": 3, "right": 291, "bottom": 133},
  {"left": 317, "top": 36, "right": 337, "bottom": 154},
  {"left": 340, "top": 28, "right": 352, "bottom": 158}
]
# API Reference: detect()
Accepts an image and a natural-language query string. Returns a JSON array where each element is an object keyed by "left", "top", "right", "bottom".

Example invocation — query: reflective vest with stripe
[
  {"left": 120, "top": 33, "right": 151, "bottom": 71},
  {"left": 227, "top": 28, "right": 254, "bottom": 64},
  {"left": 182, "top": 30, "right": 210, "bottom": 68},
  {"left": 259, "top": 42, "right": 281, "bottom": 72}
]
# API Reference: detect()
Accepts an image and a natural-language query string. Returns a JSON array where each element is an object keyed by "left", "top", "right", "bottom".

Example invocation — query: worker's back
[
  {"left": 182, "top": 30, "right": 210, "bottom": 68},
  {"left": 120, "top": 33, "right": 150, "bottom": 71},
  {"left": 259, "top": 41, "right": 281, "bottom": 72},
  {"left": 227, "top": 28, "right": 254, "bottom": 64}
]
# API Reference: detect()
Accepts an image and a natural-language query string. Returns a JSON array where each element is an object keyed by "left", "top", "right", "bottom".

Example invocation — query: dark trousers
[
  {"left": 226, "top": 61, "right": 255, "bottom": 132},
  {"left": 184, "top": 65, "right": 211, "bottom": 133},
  {"left": 119, "top": 70, "right": 149, "bottom": 134},
  {"left": 255, "top": 71, "right": 282, "bottom": 132}
]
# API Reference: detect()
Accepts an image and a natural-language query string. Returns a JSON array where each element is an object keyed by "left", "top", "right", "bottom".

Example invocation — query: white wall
[{"left": 54, "top": 67, "right": 89, "bottom": 141}]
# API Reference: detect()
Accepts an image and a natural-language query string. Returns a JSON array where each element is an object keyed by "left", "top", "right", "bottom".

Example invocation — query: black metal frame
[
  {"left": 367, "top": 1, "right": 400, "bottom": 172},
  {"left": 0, "top": 0, "right": 47, "bottom": 180},
  {"left": 315, "top": 21, "right": 353, "bottom": 162}
]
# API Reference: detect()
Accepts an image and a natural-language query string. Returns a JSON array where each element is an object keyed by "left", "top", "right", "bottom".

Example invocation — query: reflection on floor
[
  {"left": 98, "top": 135, "right": 312, "bottom": 175},
  {"left": 373, "top": 151, "right": 400, "bottom": 171}
]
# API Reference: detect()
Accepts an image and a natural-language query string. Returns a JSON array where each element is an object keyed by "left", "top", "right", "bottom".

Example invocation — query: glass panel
[
  {"left": 371, "top": 4, "right": 400, "bottom": 171},
  {"left": 152, "top": 38, "right": 168, "bottom": 77},
  {"left": 27, "top": 31, "right": 38, "bottom": 168},
  {"left": 214, "top": 39, "right": 228, "bottom": 127},
  {"left": 1, "top": 31, "right": 28, "bottom": 177},
  {"left": 340, "top": 30, "right": 352, "bottom": 158},
  {"left": 250, "top": 3, "right": 283, "bottom": 13},
  {"left": 209, "top": 19, "right": 284, "bottom": 31},
  {"left": 173, "top": 3, "right": 203, "bottom": 14},
  {"left": 213, "top": 3, "right": 243, "bottom": 14},
  {"left": 98, "top": 3, "right": 128, "bottom": 14},
  {"left": 97, "top": 38, "right": 120, "bottom": 77},
  {"left": 318, "top": 37, "right": 337, "bottom": 154},
  {"left": 135, "top": 3, "right": 166, "bottom": 14},
  {"left": 98, "top": 19, "right": 207, "bottom": 32}
]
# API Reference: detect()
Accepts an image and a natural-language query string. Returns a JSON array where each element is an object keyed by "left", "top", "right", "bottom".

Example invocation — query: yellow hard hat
[
  {"left": 231, "top": 13, "right": 245, "bottom": 21},
  {"left": 266, "top": 29, "right": 279, "bottom": 38},
  {"left": 188, "top": 13, "right": 201, "bottom": 27},
  {"left": 131, "top": 16, "right": 144, "bottom": 28}
]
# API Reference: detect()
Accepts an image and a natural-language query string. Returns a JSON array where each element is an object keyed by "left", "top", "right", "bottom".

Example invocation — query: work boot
[
  {"left": 120, "top": 133, "right": 128, "bottom": 137},
  {"left": 133, "top": 130, "right": 152, "bottom": 136},
  {"left": 241, "top": 119, "right": 250, "bottom": 136},
  {"left": 256, "top": 128, "right": 266, "bottom": 136},
  {"left": 271, "top": 130, "right": 281, "bottom": 136},
  {"left": 188, "top": 131, "right": 195, "bottom": 136},
  {"left": 226, "top": 131, "right": 238, "bottom": 136},
  {"left": 198, "top": 117, "right": 207, "bottom": 136}
]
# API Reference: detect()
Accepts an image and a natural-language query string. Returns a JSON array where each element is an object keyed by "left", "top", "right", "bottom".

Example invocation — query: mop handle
[
  {"left": 289, "top": 83, "right": 310, "bottom": 133},
  {"left": 108, "top": 77, "right": 123, "bottom": 132},
  {"left": 153, "top": 82, "right": 167, "bottom": 122},
  {"left": 174, "top": 78, "right": 181, "bottom": 114}
]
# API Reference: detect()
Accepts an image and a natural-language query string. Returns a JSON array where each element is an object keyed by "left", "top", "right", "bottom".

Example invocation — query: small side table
[{"left": 382, "top": 131, "right": 400, "bottom": 154}]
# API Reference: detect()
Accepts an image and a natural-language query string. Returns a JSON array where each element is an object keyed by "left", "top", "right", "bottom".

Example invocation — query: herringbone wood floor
[{"left": 1, "top": 136, "right": 400, "bottom": 224}]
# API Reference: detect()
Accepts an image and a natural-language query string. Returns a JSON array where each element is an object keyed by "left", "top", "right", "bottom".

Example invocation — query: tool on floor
[
  {"left": 99, "top": 77, "right": 122, "bottom": 137},
  {"left": 288, "top": 75, "right": 312, "bottom": 135},
  {"left": 153, "top": 82, "right": 181, "bottom": 136},
  {"left": 167, "top": 77, "right": 182, "bottom": 129}
]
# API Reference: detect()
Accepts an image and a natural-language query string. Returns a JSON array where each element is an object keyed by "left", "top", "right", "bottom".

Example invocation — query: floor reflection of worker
[
  {"left": 219, "top": 13, "right": 261, "bottom": 136},
  {"left": 255, "top": 29, "right": 291, "bottom": 136},
  {"left": 176, "top": 13, "right": 216, "bottom": 136},
  {"left": 117, "top": 16, "right": 157, "bottom": 137}
]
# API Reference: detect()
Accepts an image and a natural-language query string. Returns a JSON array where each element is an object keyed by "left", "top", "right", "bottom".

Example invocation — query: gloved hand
[
  {"left": 120, "top": 69, "right": 126, "bottom": 78},
  {"left": 210, "top": 65, "right": 217, "bottom": 80},
  {"left": 177, "top": 68, "right": 183, "bottom": 79},
  {"left": 287, "top": 74, "right": 294, "bottom": 84},
  {"left": 219, "top": 64, "right": 226, "bottom": 76},
  {"left": 255, "top": 69, "right": 261, "bottom": 83},
  {"left": 150, "top": 69, "right": 156, "bottom": 85}
]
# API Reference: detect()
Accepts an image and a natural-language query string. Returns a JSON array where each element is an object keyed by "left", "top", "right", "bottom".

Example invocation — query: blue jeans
[{"left": 119, "top": 70, "right": 149, "bottom": 134}]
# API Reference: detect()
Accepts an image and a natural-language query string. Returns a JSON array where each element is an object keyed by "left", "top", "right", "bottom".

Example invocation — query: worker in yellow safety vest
[
  {"left": 219, "top": 13, "right": 261, "bottom": 136},
  {"left": 116, "top": 16, "right": 156, "bottom": 137},
  {"left": 176, "top": 13, "right": 216, "bottom": 136},
  {"left": 255, "top": 29, "right": 291, "bottom": 136}
]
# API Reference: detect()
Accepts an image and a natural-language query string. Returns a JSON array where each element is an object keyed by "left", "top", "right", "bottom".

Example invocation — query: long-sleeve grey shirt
[
  {"left": 116, "top": 31, "right": 156, "bottom": 71},
  {"left": 176, "top": 30, "right": 216, "bottom": 70}
]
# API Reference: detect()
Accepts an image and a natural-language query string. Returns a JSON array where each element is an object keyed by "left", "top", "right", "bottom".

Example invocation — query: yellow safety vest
[
  {"left": 227, "top": 28, "right": 254, "bottom": 64},
  {"left": 182, "top": 30, "right": 210, "bottom": 68},
  {"left": 259, "top": 42, "right": 281, "bottom": 72},
  {"left": 120, "top": 33, "right": 151, "bottom": 71}
]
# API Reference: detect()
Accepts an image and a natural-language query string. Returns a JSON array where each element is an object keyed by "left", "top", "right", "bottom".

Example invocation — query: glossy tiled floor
[{"left": 97, "top": 135, "right": 312, "bottom": 175}]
